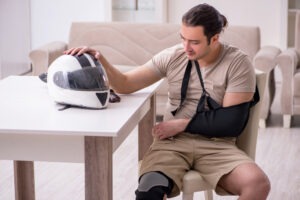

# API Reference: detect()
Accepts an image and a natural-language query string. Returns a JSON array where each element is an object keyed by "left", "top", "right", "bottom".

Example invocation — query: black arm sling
[{"left": 171, "top": 60, "right": 260, "bottom": 138}]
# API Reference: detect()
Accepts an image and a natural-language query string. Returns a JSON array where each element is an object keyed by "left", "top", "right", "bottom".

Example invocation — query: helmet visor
[{"left": 53, "top": 66, "right": 109, "bottom": 91}]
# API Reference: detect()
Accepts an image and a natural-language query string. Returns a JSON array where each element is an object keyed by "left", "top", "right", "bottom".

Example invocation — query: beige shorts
[{"left": 139, "top": 132, "right": 254, "bottom": 198}]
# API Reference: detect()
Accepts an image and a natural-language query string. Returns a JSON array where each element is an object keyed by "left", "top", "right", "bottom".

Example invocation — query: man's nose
[{"left": 183, "top": 42, "right": 192, "bottom": 52}]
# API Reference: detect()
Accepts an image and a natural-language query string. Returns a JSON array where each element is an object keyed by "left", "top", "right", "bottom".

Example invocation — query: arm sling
[{"left": 171, "top": 60, "right": 260, "bottom": 138}]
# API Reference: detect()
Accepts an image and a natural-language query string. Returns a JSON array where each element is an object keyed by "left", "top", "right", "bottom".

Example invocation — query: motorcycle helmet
[{"left": 47, "top": 53, "right": 110, "bottom": 109}]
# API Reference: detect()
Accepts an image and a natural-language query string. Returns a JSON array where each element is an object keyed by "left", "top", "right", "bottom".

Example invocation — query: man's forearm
[
  {"left": 97, "top": 54, "right": 129, "bottom": 93},
  {"left": 153, "top": 118, "right": 190, "bottom": 140}
]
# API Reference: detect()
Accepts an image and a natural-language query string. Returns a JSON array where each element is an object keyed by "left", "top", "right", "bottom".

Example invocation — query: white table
[{"left": 0, "top": 76, "right": 161, "bottom": 200}]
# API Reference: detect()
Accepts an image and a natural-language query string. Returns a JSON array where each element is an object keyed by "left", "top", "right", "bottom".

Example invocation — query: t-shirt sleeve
[{"left": 226, "top": 55, "right": 256, "bottom": 93}]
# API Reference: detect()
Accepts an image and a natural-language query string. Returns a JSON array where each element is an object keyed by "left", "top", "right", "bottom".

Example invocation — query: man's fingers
[
  {"left": 77, "top": 46, "right": 89, "bottom": 55},
  {"left": 63, "top": 46, "right": 90, "bottom": 56},
  {"left": 94, "top": 51, "right": 101, "bottom": 59},
  {"left": 63, "top": 48, "right": 75, "bottom": 55}
]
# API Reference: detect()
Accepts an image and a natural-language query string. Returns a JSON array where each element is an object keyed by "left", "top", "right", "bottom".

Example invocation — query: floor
[{"left": 0, "top": 83, "right": 300, "bottom": 200}]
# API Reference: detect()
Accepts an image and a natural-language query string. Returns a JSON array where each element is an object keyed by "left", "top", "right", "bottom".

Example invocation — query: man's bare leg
[{"left": 218, "top": 163, "right": 270, "bottom": 200}]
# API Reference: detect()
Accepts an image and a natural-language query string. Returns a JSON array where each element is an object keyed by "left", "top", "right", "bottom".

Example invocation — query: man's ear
[{"left": 211, "top": 34, "right": 220, "bottom": 44}]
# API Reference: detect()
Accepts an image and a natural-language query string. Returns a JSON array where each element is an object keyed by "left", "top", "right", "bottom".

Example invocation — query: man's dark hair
[{"left": 182, "top": 3, "right": 228, "bottom": 44}]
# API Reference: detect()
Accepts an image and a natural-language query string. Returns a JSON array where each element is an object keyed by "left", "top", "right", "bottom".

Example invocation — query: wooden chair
[{"left": 181, "top": 70, "right": 267, "bottom": 200}]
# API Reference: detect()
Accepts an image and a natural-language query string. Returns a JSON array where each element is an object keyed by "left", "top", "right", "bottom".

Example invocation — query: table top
[{"left": 0, "top": 76, "right": 161, "bottom": 137}]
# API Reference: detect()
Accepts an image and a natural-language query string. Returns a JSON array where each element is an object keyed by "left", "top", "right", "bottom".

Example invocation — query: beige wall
[
  {"left": 0, "top": 0, "right": 31, "bottom": 78},
  {"left": 30, "top": 0, "right": 107, "bottom": 49}
]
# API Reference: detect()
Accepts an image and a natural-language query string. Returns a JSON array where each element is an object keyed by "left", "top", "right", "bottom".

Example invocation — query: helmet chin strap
[
  {"left": 58, "top": 105, "right": 72, "bottom": 111},
  {"left": 39, "top": 72, "right": 48, "bottom": 83}
]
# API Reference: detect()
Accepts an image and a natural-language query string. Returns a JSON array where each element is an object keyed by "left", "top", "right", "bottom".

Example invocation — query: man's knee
[
  {"left": 219, "top": 163, "right": 270, "bottom": 197},
  {"left": 256, "top": 172, "right": 271, "bottom": 195},
  {"left": 245, "top": 166, "right": 270, "bottom": 193},
  {"left": 241, "top": 166, "right": 271, "bottom": 198},
  {"left": 135, "top": 172, "right": 173, "bottom": 200}
]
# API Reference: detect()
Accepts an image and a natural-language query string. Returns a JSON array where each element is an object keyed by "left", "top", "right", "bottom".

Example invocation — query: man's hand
[
  {"left": 152, "top": 119, "right": 190, "bottom": 140},
  {"left": 64, "top": 46, "right": 102, "bottom": 60}
]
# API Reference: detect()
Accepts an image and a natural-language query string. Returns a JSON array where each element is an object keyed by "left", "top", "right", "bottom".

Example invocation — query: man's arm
[
  {"left": 97, "top": 53, "right": 161, "bottom": 94},
  {"left": 64, "top": 46, "right": 161, "bottom": 94},
  {"left": 153, "top": 92, "right": 254, "bottom": 140},
  {"left": 222, "top": 92, "right": 254, "bottom": 107}
]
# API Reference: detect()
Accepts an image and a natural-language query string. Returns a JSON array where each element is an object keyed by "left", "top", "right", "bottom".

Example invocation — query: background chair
[
  {"left": 276, "top": 11, "right": 300, "bottom": 128},
  {"left": 181, "top": 70, "right": 267, "bottom": 200}
]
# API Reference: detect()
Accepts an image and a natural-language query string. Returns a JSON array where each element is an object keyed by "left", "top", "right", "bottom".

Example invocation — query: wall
[
  {"left": 0, "top": 0, "right": 31, "bottom": 78},
  {"left": 167, "top": 0, "right": 285, "bottom": 49},
  {"left": 111, "top": 0, "right": 167, "bottom": 22},
  {"left": 0, "top": 0, "right": 289, "bottom": 80},
  {"left": 1, "top": 0, "right": 109, "bottom": 79},
  {"left": 30, "top": 0, "right": 288, "bottom": 50},
  {"left": 30, "top": 0, "right": 108, "bottom": 49}
]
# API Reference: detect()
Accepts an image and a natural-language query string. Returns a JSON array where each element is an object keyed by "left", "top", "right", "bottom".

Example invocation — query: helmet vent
[{"left": 96, "top": 93, "right": 108, "bottom": 106}]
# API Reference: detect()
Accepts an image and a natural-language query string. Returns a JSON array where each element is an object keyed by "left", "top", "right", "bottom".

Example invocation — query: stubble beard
[{"left": 186, "top": 47, "right": 210, "bottom": 61}]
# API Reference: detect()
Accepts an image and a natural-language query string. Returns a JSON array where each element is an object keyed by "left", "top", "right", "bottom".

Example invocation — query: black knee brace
[
  {"left": 135, "top": 186, "right": 168, "bottom": 200},
  {"left": 135, "top": 172, "right": 173, "bottom": 200}
]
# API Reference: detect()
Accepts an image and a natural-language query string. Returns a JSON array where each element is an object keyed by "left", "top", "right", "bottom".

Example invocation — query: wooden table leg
[
  {"left": 138, "top": 94, "right": 156, "bottom": 160},
  {"left": 13, "top": 161, "right": 35, "bottom": 200},
  {"left": 85, "top": 136, "right": 113, "bottom": 200}
]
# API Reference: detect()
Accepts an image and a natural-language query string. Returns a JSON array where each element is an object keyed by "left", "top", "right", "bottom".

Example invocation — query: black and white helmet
[{"left": 47, "top": 53, "right": 110, "bottom": 109}]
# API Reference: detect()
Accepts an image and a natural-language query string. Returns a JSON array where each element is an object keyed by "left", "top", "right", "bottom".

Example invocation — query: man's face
[{"left": 180, "top": 24, "right": 211, "bottom": 61}]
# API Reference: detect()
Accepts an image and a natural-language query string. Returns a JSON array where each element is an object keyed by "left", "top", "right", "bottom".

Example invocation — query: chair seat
[{"left": 182, "top": 170, "right": 212, "bottom": 194}]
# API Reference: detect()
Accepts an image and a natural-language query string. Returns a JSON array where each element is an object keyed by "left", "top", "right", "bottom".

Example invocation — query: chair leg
[
  {"left": 204, "top": 190, "right": 213, "bottom": 200},
  {"left": 259, "top": 119, "right": 266, "bottom": 128},
  {"left": 283, "top": 114, "right": 291, "bottom": 128},
  {"left": 182, "top": 192, "right": 193, "bottom": 200}
]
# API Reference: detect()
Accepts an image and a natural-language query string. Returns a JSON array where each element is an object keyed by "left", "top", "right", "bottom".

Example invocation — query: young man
[{"left": 65, "top": 3, "right": 270, "bottom": 200}]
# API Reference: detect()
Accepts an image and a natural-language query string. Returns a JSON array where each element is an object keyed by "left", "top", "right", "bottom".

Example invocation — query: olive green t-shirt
[{"left": 145, "top": 43, "right": 255, "bottom": 120}]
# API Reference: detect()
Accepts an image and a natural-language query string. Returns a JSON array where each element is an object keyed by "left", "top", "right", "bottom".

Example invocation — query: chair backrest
[
  {"left": 68, "top": 22, "right": 261, "bottom": 65},
  {"left": 295, "top": 11, "right": 300, "bottom": 55},
  {"left": 220, "top": 26, "right": 261, "bottom": 61},
  {"left": 236, "top": 70, "right": 266, "bottom": 160},
  {"left": 68, "top": 22, "right": 181, "bottom": 66}
]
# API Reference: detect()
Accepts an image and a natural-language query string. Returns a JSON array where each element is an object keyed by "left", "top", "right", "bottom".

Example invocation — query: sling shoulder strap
[
  {"left": 171, "top": 60, "right": 192, "bottom": 116},
  {"left": 171, "top": 60, "right": 260, "bottom": 116},
  {"left": 171, "top": 60, "right": 218, "bottom": 115}
]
